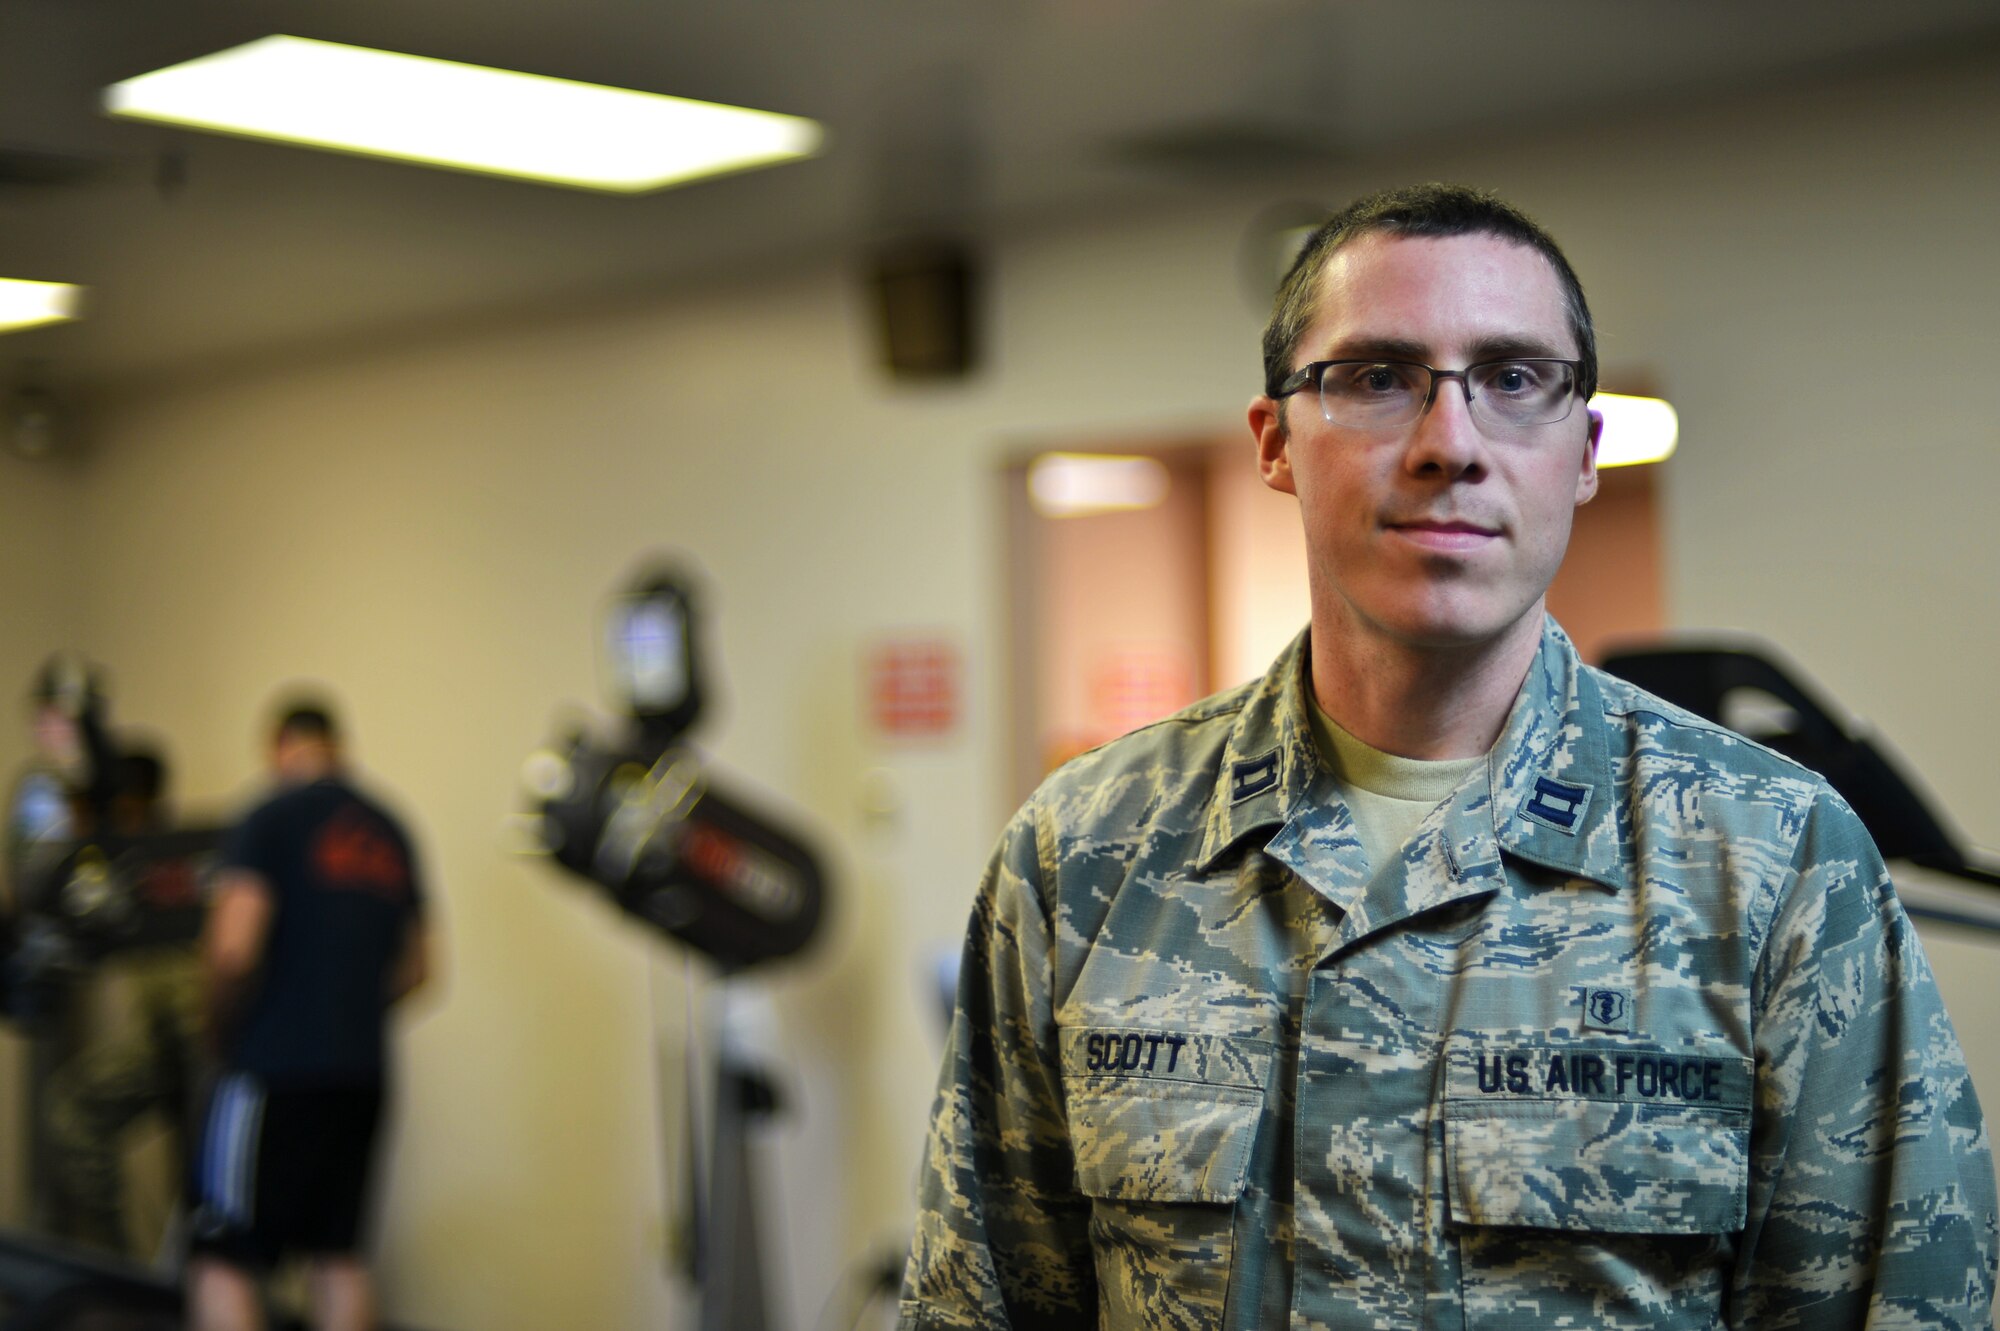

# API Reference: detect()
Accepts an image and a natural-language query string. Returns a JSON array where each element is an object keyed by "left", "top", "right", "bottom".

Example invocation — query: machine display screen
[
  {"left": 9, "top": 770, "right": 72, "bottom": 846},
  {"left": 609, "top": 593, "right": 687, "bottom": 717}
]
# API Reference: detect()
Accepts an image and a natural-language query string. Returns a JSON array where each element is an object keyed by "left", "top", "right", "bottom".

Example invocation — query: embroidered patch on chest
[{"left": 1578, "top": 985, "right": 1635, "bottom": 1033}]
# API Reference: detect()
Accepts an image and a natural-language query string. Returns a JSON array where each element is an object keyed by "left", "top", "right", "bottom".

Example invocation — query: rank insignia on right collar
[
  {"left": 1230, "top": 750, "right": 1279, "bottom": 804},
  {"left": 1522, "top": 774, "right": 1590, "bottom": 833}
]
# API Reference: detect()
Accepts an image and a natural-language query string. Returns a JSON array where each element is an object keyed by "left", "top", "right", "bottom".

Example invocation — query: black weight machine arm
[{"left": 1599, "top": 640, "right": 2000, "bottom": 906}]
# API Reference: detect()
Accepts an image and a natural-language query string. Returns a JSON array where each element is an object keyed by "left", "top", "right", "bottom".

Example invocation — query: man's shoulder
[
  {"left": 330, "top": 778, "right": 410, "bottom": 832},
  {"left": 239, "top": 777, "right": 410, "bottom": 843},
  {"left": 1022, "top": 677, "right": 1264, "bottom": 844},
  {"left": 258, "top": 775, "right": 396, "bottom": 816},
  {"left": 236, "top": 779, "right": 308, "bottom": 827},
  {"left": 1584, "top": 663, "right": 1826, "bottom": 786},
  {"left": 1046, "top": 678, "right": 1258, "bottom": 788},
  {"left": 235, "top": 778, "right": 325, "bottom": 827}
]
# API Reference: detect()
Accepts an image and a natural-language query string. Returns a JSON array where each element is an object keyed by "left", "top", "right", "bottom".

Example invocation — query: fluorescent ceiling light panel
[
  {"left": 1029, "top": 453, "right": 1171, "bottom": 518},
  {"left": 0, "top": 280, "right": 84, "bottom": 334},
  {"left": 104, "top": 36, "right": 823, "bottom": 193},
  {"left": 1589, "top": 392, "right": 1679, "bottom": 468}
]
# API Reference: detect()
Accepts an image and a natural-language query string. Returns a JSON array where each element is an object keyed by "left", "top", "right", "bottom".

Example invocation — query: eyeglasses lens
[{"left": 1317, "top": 360, "right": 1576, "bottom": 429}]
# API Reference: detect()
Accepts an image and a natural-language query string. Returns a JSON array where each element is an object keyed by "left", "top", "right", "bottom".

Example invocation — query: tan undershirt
[{"left": 1308, "top": 698, "right": 1485, "bottom": 872}]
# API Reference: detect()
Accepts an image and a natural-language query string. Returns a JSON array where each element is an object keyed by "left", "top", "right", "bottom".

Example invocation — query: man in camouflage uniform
[
  {"left": 900, "top": 184, "right": 1998, "bottom": 1329},
  {"left": 43, "top": 748, "right": 205, "bottom": 1256},
  {"left": 43, "top": 943, "right": 204, "bottom": 1253}
]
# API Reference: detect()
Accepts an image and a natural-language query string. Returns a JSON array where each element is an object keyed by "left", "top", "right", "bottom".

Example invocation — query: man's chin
[{"left": 1352, "top": 600, "right": 1545, "bottom": 654}]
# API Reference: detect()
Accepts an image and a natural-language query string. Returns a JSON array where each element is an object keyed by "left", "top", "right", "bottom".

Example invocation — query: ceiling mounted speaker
[
  {"left": 7, "top": 385, "right": 59, "bottom": 460},
  {"left": 868, "top": 243, "right": 978, "bottom": 381}
]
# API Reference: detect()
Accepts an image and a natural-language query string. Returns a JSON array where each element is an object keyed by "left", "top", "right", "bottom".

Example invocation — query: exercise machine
[{"left": 521, "top": 564, "right": 829, "bottom": 1331}]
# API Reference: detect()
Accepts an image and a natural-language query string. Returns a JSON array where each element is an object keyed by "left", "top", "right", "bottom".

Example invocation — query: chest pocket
[
  {"left": 1062, "top": 1026, "right": 1269, "bottom": 1330},
  {"left": 1443, "top": 1043, "right": 1751, "bottom": 1329}
]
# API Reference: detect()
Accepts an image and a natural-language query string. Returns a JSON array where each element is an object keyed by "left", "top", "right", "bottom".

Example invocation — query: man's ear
[
  {"left": 1576, "top": 406, "right": 1603, "bottom": 505},
  {"left": 1250, "top": 396, "right": 1296, "bottom": 495}
]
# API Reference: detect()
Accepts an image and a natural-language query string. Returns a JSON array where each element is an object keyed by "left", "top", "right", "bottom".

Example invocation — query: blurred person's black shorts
[{"left": 187, "top": 1073, "right": 383, "bottom": 1269}]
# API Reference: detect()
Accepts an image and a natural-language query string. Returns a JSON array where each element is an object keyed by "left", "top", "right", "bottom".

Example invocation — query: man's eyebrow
[
  {"left": 1318, "top": 336, "right": 1429, "bottom": 362},
  {"left": 1465, "top": 334, "right": 1572, "bottom": 362},
  {"left": 1316, "top": 334, "right": 1574, "bottom": 364}
]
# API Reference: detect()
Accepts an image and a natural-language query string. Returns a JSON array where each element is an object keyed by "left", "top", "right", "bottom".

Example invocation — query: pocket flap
[{"left": 1445, "top": 1098, "right": 1749, "bottom": 1234}]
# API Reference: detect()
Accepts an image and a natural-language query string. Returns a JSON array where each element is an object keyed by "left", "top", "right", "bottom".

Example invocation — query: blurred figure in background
[
  {"left": 187, "top": 700, "right": 431, "bottom": 1331},
  {"left": 43, "top": 743, "right": 205, "bottom": 1256},
  {"left": 4, "top": 656, "right": 118, "bottom": 921}
]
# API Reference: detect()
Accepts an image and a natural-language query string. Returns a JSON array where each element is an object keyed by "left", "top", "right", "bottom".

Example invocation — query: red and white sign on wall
[
  {"left": 1090, "top": 646, "right": 1196, "bottom": 738},
  {"left": 866, "top": 637, "right": 961, "bottom": 740}
]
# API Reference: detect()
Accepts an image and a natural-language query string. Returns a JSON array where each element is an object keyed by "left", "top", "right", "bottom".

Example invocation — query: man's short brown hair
[{"left": 1262, "top": 183, "right": 1597, "bottom": 402}]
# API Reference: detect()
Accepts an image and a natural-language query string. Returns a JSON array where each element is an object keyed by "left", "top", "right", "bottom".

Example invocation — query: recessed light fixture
[
  {"left": 0, "top": 280, "right": 84, "bottom": 334},
  {"left": 104, "top": 36, "right": 823, "bottom": 193},
  {"left": 1029, "top": 453, "right": 1171, "bottom": 518},
  {"left": 1589, "top": 392, "right": 1679, "bottom": 468}
]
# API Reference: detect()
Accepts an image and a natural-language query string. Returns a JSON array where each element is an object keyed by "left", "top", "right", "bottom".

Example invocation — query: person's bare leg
[
  {"left": 307, "top": 1255, "right": 375, "bottom": 1331},
  {"left": 187, "top": 1257, "right": 264, "bottom": 1331}
]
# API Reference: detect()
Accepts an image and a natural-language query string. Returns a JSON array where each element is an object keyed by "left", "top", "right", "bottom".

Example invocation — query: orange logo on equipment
[{"left": 312, "top": 807, "right": 409, "bottom": 898}]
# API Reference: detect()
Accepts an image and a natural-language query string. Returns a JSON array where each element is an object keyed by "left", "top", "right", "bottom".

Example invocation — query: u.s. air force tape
[{"left": 1445, "top": 1044, "right": 1751, "bottom": 1110}]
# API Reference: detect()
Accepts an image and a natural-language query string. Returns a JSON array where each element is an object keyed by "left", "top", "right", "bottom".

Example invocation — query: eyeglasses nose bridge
[{"left": 1419, "top": 366, "right": 1478, "bottom": 418}]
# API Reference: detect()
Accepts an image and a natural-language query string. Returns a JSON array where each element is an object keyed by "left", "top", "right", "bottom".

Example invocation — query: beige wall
[{"left": 18, "top": 44, "right": 1996, "bottom": 1330}]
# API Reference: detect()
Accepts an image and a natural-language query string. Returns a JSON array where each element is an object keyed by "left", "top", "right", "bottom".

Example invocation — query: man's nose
[{"left": 1402, "top": 370, "right": 1487, "bottom": 475}]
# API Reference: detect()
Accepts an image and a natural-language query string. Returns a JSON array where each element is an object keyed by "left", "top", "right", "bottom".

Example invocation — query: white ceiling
[{"left": 4, "top": 0, "right": 2000, "bottom": 397}]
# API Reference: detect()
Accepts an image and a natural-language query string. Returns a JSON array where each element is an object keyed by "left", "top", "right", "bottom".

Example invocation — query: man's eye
[
  {"left": 1340, "top": 364, "right": 1413, "bottom": 395},
  {"left": 1487, "top": 364, "right": 1543, "bottom": 394}
]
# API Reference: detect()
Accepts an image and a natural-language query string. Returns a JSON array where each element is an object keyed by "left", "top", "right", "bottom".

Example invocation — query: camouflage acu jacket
[{"left": 901, "top": 620, "right": 1997, "bottom": 1330}]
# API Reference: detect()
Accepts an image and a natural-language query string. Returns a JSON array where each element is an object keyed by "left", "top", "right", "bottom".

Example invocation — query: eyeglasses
[{"left": 1273, "top": 358, "right": 1583, "bottom": 431}]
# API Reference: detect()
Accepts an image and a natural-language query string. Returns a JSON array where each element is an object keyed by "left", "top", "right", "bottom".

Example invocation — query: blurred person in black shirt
[{"left": 187, "top": 700, "right": 431, "bottom": 1331}]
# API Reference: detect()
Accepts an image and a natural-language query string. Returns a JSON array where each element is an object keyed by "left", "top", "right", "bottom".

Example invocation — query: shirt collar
[
  {"left": 1195, "top": 627, "right": 1322, "bottom": 873},
  {"left": 1196, "top": 618, "right": 1630, "bottom": 895},
  {"left": 1487, "top": 618, "right": 1631, "bottom": 893}
]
